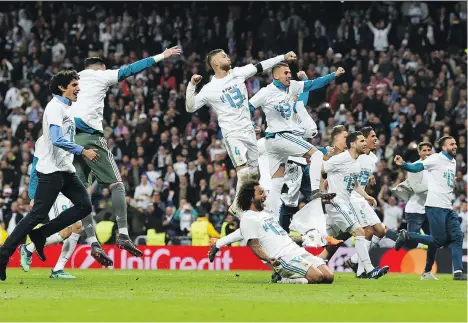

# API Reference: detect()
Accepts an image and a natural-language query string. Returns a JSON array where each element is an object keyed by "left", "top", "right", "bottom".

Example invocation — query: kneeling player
[{"left": 239, "top": 181, "right": 334, "bottom": 284}]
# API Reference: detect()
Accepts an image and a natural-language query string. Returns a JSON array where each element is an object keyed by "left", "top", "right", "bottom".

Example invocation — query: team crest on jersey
[{"left": 273, "top": 103, "right": 293, "bottom": 119}]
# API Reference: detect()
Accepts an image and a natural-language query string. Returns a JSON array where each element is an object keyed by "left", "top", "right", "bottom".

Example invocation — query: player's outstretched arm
[
  {"left": 116, "top": 46, "right": 182, "bottom": 82},
  {"left": 299, "top": 67, "right": 345, "bottom": 94},
  {"left": 233, "top": 51, "right": 298, "bottom": 80},
  {"left": 186, "top": 74, "right": 208, "bottom": 113},
  {"left": 394, "top": 155, "right": 424, "bottom": 173}
]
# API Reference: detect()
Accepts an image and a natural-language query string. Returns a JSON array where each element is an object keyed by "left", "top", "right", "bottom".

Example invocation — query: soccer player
[
  {"left": 322, "top": 131, "right": 389, "bottom": 279},
  {"left": 345, "top": 127, "right": 391, "bottom": 276},
  {"left": 249, "top": 63, "right": 343, "bottom": 219},
  {"left": 72, "top": 47, "right": 181, "bottom": 265},
  {"left": 238, "top": 181, "right": 335, "bottom": 284},
  {"left": 19, "top": 156, "right": 82, "bottom": 279},
  {"left": 390, "top": 141, "right": 437, "bottom": 280},
  {"left": 394, "top": 136, "right": 466, "bottom": 281},
  {"left": 187, "top": 49, "right": 297, "bottom": 258},
  {"left": 0, "top": 70, "right": 97, "bottom": 281}
]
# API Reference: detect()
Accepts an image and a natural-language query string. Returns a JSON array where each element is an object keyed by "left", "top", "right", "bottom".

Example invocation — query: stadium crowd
[{"left": 0, "top": 1, "right": 466, "bottom": 247}]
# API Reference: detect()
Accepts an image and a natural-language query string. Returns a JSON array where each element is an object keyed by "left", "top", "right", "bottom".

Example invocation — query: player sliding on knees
[
  {"left": 238, "top": 181, "right": 334, "bottom": 284},
  {"left": 19, "top": 156, "right": 82, "bottom": 279},
  {"left": 71, "top": 46, "right": 182, "bottom": 266},
  {"left": 185, "top": 49, "right": 297, "bottom": 260}
]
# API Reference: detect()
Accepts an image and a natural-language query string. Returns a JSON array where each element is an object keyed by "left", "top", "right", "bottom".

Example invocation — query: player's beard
[
  {"left": 448, "top": 148, "right": 457, "bottom": 157},
  {"left": 220, "top": 63, "right": 231, "bottom": 72},
  {"left": 254, "top": 199, "right": 264, "bottom": 212}
]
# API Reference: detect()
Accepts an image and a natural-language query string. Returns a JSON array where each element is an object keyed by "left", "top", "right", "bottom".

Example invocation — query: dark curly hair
[{"left": 237, "top": 180, "right": 260, "bottom": 212}]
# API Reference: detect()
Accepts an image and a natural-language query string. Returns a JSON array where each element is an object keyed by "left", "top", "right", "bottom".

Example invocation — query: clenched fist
[
  {"left": 297, "top": 71, "right": 308, "bottom": 80},
  {"left": 394, "top": 155, "right": 404, "bottom": 166},
  {"left": 284, "top": 51, "right": 297, "bottom": 63},
  {"left": 336, "top": 67, "right": 345, "bottom": 77},
  {"left": 191, "top": 74, "right": 203, "bottom": 86}
]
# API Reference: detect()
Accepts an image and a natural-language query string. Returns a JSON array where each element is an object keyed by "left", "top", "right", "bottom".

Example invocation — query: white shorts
[
  {"left": 276, "top": 249, "right": 325, "bottom": 279},
  {"left": 325, "top": 202, "right": 361, "bottom": 235},
  {"left": 266, "top": 133, "right": 312, "bottom": 176},
  {"left": 350, "top": 199, "right": 382, "bottom": 227},
  {"left": 48, "top": 193, "right": 73, "bottom": 221},
  {"left": 223, "top": 129, "right": 258, "bottom": 168}
]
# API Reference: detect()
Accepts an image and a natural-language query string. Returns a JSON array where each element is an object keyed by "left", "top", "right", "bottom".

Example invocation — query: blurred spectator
[{"left": 190, "top": 207, "right": 220, "bottom": 246}]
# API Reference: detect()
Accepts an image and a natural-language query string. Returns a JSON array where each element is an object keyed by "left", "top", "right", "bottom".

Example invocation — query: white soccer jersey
[
  {"left": 48, "top": 193, "right": 73, "bottom": 220},
  {"left": 421, "top": 152, "right": 456, "bottom": 209},
  {"left": 72, "top": 69, "right": 119, "bottom": 132},
  {"left": 249, "top": 80, "right": 305, "bottom": 135},
  {"left": 240, "top": 210, "right": 299, "bottom": 259},
  {"left": 323, "top": 151, "right": 361, "bottom": 203},
  {"left": 35, "top": 97, "right": 77, "bottom": 174},
  {"left": 186, "top": 65, "right": 259, "bottom": 137},
  {"left": 257, "top": 138, "right": 271, "bottom": 192},
  {"left": 351, "top": 151, "right": 378, "bottom": 202},
  {"left": 405, "top": 159, "right": 428, "bottom": 214}
]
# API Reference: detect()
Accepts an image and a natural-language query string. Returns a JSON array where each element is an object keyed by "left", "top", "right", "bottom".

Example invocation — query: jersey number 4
[{"left": 222, "top": 87, "right": 244, "bottom": 108}]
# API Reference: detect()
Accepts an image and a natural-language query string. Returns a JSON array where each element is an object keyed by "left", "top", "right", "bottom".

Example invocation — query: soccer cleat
[
  {"left": 117, "top": 234, "right": 143, "bottom": 257},
  {"left": 453, "top": 272, "right": 467, "bottom": 281},
  {"left": 19, "top": 244, "right": 33, "bottom": 272},
  {"left": 29, "top": 229, "right": 46, "bottom": 261},
  {"left": 421, "top": 272, "right": 438, "bottom": 280},
  {"left": 50, "top": 269, "right": 76, "bottom": 279},
  {"left": 356, "top": 272, "right": 367, "bottom": 279},
  {"left": 90, "top": 243, "right": 114, "bottom": 267},
  {"left": 310, "top": 189, "right": 336, "bottom": 201},
  {"left": 395, "top": 229, "right": 409, "bottom": 251},
  {"left": 344, "top": 258, "right": 358, "bottom": 274},
  {"left": 366, "top": 266, "right": 390, "bottom": 279},
  {"left": 269, "top": 271, "right": 282, "bottom": 283},
  {"left": 208, "top": 243, "right": 219, "bottom": 263},
  {"left": 326, "top": 236, "right": 343, "bottom": 246}
]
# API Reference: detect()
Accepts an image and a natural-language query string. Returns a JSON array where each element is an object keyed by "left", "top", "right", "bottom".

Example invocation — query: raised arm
[
  {"left": 394, "top": 155, "right": 424, "bottom": 173},
  {"left": 186, "top": 75, "right": 208, "bottom": 113},
  {"left": 233, "top": 51, "right": 298, "bottom": 80}
]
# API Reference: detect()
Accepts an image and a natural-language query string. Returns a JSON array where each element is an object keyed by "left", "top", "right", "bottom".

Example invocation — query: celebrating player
[
  {"left": 238, "top": 181, "right": 335, "bottom": 284},
  {"left": 186, "top": 49, "right": 297, "bottom": 258},
  {"left": 248, "top": 63, "right": 343, "bottom": 219},
  {"left": 393, "top": 136, "right": 466, "bottom": 281},
  {"left": 71, "top": 47, "right": 182, "bottom": 266},
  {"left": 322, "top": 131, "right": 389, "bottom": 279}
]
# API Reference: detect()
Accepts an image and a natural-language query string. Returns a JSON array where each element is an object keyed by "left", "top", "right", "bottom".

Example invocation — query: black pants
[{"left": 0, "top": 171, "right": 92, "bottom": 260}]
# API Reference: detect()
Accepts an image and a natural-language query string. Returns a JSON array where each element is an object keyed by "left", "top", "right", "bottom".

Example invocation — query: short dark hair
[
  {"left": 418, "top": 142, "right": 433, "bottom": 151},
  {"left": 49, "top": 70, "right": 79, "bottom": 96},
  {"left": 237, "top": 180, "right": 259, "bottom": 212},
  {"left": 205, "top": 49, "right": 223, "bottom": 71},
  {"left": 346, "top": 131, "right": 363, "bottom": 149},
  {"left": 272, "top": 62, "right": 289, "bottom": 75},
  {"left": 360, "top": 126, "right": 374, "bottom": 138},
  {"left": 331, "top": 125, "right": 347, "bottom": 142},
  {"left": 438, "top": 136, "right": 454, "bottom": 147},
  {"left": 85, "top": 57, "right": 105, "bottom": 68}
]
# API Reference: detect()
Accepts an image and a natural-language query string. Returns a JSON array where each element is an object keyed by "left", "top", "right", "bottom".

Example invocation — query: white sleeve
[
  {"left": 323, "top": 154, "right": 346, "bottom": 173},
  {"left": 422, "top": 154, "right": 437, "bottom": 171},
  {"left": 186, "top": 83, "right": 208, "bottom": 113},
  {"left": 240, "top": 215, "right": 260, "bottom": 243},
  {"left": 95, "top": 69, "right": 119, "bottom": 87},
  {"left": 232, "top": 65, "right": 258, "bottom": 80},
  {"left": 46, "top": 103, "right": 64, "bottom": 127},
  {"left": 289, "top": 80, "right": 305, "bottom": 96},
  {"left": 249, "top": 88, "right": 267, "bottom": 108}
]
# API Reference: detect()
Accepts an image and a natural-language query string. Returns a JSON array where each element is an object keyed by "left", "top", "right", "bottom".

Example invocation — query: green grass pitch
[{"left": 0, "top": 269, "right": 466, "bottom": 322}]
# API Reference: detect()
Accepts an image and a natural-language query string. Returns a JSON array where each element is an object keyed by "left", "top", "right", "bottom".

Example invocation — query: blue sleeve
[
  {"left": 117, "top": 57, "right": 156, "bottom": 81},
  {"left": 28, "top": 157, "right": 39, "bottom": 200},
  {"left": 303, "top": 72, "right": 336, "bottom": 92},
  {"left": 249, "top": 103, "right": 255, "bottom": 118},
  {"left": 50, "top": 125, "right": 84, "bottom": 155},
  {"left": 316, "top": 146, "right": 329, "bottom": 155},
  {"left": 402, "top": 161, "right": 424, "bottom": 173}
]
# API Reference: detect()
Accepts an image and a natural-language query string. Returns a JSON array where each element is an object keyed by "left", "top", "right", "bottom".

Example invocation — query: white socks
[
  {"left": 215, "top": 228, "right": 243, "bottom": 248},
  {"left": 357, "top": 240, "right": 371, "bottom": 276},
  {"left": 118, "top": 228, "right": 129, "bottom": 235},
  {"left": 309, "top": 151, "right": 324, "bottom": 191},
  {"left": 27, "top": 233, "right": 64, "bottom": 253},
  {"left": 53, "top": 232, "right": 80, "bottom": 272},
  {"left": 269, "top": 177, "right": 284, "bottom": 220},
  {"left": 370, "top": 235, "right": 382, "bottom": 249},
  {"left": 278, "top": 278, "right": 308, "bottom": 284},
  {"left": 354, "top": 236, "right": 374, "bottom": 273}
]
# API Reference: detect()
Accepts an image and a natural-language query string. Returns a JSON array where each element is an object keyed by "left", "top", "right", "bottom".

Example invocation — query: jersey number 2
[{"left": 224, "top": 88, "right": 244, "bottom": 108}]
